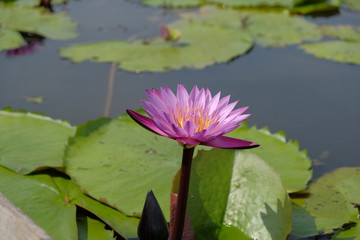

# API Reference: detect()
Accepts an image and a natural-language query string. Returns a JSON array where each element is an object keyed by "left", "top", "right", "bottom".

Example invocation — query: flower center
[{"left": 173, "top": 106, "right": 215, "bottom": 132}]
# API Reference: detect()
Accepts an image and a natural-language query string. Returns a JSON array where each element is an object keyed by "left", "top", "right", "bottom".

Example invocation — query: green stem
[{"left": 171, "top": 147, "right": 195, "bottom": 240}]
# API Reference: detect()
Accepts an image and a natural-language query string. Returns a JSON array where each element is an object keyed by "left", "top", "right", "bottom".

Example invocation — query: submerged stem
[{"left": 171, "top": 146, "right": 195, "bottom": 240}]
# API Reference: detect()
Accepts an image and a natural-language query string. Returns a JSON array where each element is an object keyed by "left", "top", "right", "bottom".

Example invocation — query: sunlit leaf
[
  {"left": 187, "top": 149, "right": 292, "bottom": 240},
  {"left": 208, "top": 0, "right": 294, "bottom": 7},
  {"left": 319, "top": 25, "right": 360, "bottom": 41},
  {"left": 0, "top": 166, "right": 138, "bottom": 240},
  {"left": 77, "top": 215, "right": 116, "bottom": 240},
  {"left": 0, "top": 4, "right": 77, "bottom": 40},
  {"left": 332, "top": 221, "right": 360, "bottom": 240},
  {"left": 0, "top": 109, "right": 75, "bottom": 174},
  {"left": 227, "top": 124, "right": 312, "bottom": 193},
  {"left": 179, "top": 6, "right": 322, "bottom": 47},
  {"left": 60, "top": 22, "right": 252, "bottom": 72},
  {"left": 65, "top": 116, "right": 182, "bottom": 219},
  {"left": 292, "top": 167, "right": 360, "bottom": 238},
  {"left": 300, "top": 41, "right": 360, "bottom": 65},
  {"left": 0, "top": 28, "right": 25, "bottom": 50},
  {"left": 141, "top": 0, "right": 201, "bottom": 7},
  {"left": 343, "top": 0, "right": 360, "bottom": 11}
]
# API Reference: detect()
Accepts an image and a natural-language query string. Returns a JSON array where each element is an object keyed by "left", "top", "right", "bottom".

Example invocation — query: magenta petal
[
  {"left": 202, "top": 136, "right": 259, "bottom": 149},
  {"left": 126, "top": 110, "right": 168, "bottom": 137}
]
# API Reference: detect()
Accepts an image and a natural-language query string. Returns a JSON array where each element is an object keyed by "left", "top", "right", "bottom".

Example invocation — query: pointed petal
[
  {"left": 201, "top": 136, "right": 259, "bottom": 149},
  {"left": 126, "top": 110, "right": 169, "bottom": 137}
]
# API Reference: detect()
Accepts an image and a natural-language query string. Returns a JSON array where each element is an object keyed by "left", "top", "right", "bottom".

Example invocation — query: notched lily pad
[
  {"left": 0, "top": 4, "right": 77, "bottom": 42},
  {"left": 0, "top": 109, "right": 75, "bottom": 174},
  {"left": 187, "top": 149, "right": 292, "bottom": 240},
  {"left": 300, "top": 41, "right": 360, "bottom": 65},
  {"left": 292, "top": 167, "right": 360, "bottom": 238},
  {"left": 227, "top": 123, "right": 312, "bottom": 193},
  {"left": 319, "top": 25, "right": 360, "bottom": 41},
  {"left": 343, "top": 0, "right": 360, "bottom": 11},
  {"left": 0, "top": 28, "right": 25, "bottom": 50},
  {"left": 179, "top": 6, "right": 322, "bottom": 47},
  {"left": 60, "top": 21, "right": 252, "bottom": 72}
]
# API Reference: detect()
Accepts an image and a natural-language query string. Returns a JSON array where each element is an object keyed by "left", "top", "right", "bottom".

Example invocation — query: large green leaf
[
  {"left": 291, "top": 0, "right": 341, "bottom": 14},
  {"left": 0, "top": 109, "right": 75, "bottom": 174},
  {"left": 187, "top": 149, "right": 292, "bottom": 240},
  {"left": 292, "top": 167, "right": 360, "bottom": 238},
  {"left": 0, "top": 4, "right": 77, "bottom": 40},
  {"left": 0, "top": 28, "right": 25, "bottom": 50},
  {"left": 300, "top": 41, "right": 360, "bottom": 65},
  {"left": 0, "top": 166, "right": 138, "bottom": 240},
  {"left": 60, "top": 22, "right": 252, "bottom": 72},
  {"left": 65, "top": 116, "right": 183, "bottom": 219},
  {"left": 319, "top": 25, "right": 360, "bottom": 41},
  {"left": 179, "top": 6, "right": 322, "bottom": 47},
  {"left": 227, "top": 124, "right": 312, "bottom": 193},
  {"left": 332, "top": 221, "right": 360, "bottom": 240}
]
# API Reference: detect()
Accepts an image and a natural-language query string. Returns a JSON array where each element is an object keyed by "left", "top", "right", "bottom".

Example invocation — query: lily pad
[
  {"left": 344, "top": 0, "right": 360, "bottom": 11},
  {"left": 227, "top": 124, "right": 312, "bottom": 193},
  {"left": 0, "top": 4, "right": 77, "bottom": 40},
  {"left": 291, "top": 0, "right": 341, "bottom": 14},
  {"left": 60, "top": 22, "right": 252, "bottom": 72},
  {"left": 0, "top": 166, "right": 138, "bottom": 240},
  {"left": 179, "top": 6, "right": 322, "bottom": 47},
  {"left": 65, "top": 116, "right": 183, "bottom": 219},
  {"left": 141, "top": 0, "right": 201, "bottom": 7},
  {"left": 187, "top": 149, "right": 292, "bottom": 240},
  {"left": 292, "top": 167, "right": 360, "bottom": 238},
  {"left": 0, "top": 109, "right": 75, "bottom": 174},
  {"left": 0, "top": 28, "right": 25, "bottom": 50},
  {"left": 208, "top": 0, "right": 294, "bottom": 7},
  {"left": 332, "top": 221, "right": 360, "bottom": 240},
  {"left": 300, "top": 41, "right": 360, "bottom": 65},
  {"left": 319, "top": 25, "right": 360, "bottom": 41}
]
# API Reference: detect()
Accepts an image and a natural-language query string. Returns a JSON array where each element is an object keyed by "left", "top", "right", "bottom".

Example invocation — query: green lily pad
[
  {"left": 208, "top": 0, "right": 294, "bottom": 7},
  {"left": 332, "top": 221, "right": 360, "bottom": 240},
  {"left": 65, "top": 116, "right": 183, "bottom": 219},
  {"left": 0, "top": 28, "right": 25, "bottom": 50},
  {"left": 0, "top": 166, "right": 138, "bottom": 240},
  {"left": 292, "top": 167, "right": 360, "bottom": 238},
  {"left": 319, "top": 25, "right": 360, "bottom": 41},
  {"left": 60, "top": 21, "right": 252, "bottom": 72},
  {"left": 300, "top": 41, "right": 360, "bottom": 65},
  {"left": 141, "top": 0, "right": 201, "bottom": 7},
  {"left": 77, "top": 215, "right": 118, "bottom": 240},
  {"left": 13, "top": 0, "right": 65, "bottom": 7},
  {"left": 227, "top": 124, "right": 312, "bottom": 193},
  {"left": 187, "top": 149, "right": 292, "bottom": 239},
  {"left": 343, "top": 0, "right": 360, "bottom": 11},
  {"left": 179, "top": 6, "right": 322, "bottom": 47},
  {"left": 0, "top": 4, "right": 77, "bottom": 40},
  {"left": 0, "top": 109, "right": 75, "bottom": 174},
  {"left": 291, "top": 0, "right": 341, "bottom": 14}
]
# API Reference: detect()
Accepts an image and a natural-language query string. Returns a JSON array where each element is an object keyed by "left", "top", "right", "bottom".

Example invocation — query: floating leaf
[
  {"left": 77, "top": 215, "right": 117, "bottom": 240},
  {"left": 227, "top": 123, "right": 312, "bottom": 193},
  {"left": 332, "top": 221, "right": 360, "bottom": 240},
  {"left": 291, "top": 0, "right": 341, "bottom": 14},
  {"left": 0, "top": 28, "right": 25, "bottom": 50},
  {"left": 65, "top": 116, "right": 183, "bottom": 219},
  {"left": 0, "top": 109, "right": 75, "bottom": 174},
  {"left": 292, "top": 167, "right": 360, "bottom": 238},
  {"left": 141, "top": 0, "right": 201, "bottom": 7},
  {"left": 343, "top": 0, "right": 360, "bottom": 11},
  {"left": 301, "top": 41, "right": 360, "bottom": 65},
  {"left": 179, "top": 6, "right": 322, "bottom": 47},
  {"left": 0, "top": 166, "right": 139, "bottom": 240},
  {"left": 60, "top": 22, "right": 252, "bottom": 72},
  {"left": 187, "top": 149, "right": 292, "bottom": 240},
  {"left": 0, "top": 4, "right": 77, "bottom": 40},
  {"left": 319, "top": 25, "right": 360, "bottom": 41},
  {"left": 208, "top": 0, "right": 294, "bottom": 7}
]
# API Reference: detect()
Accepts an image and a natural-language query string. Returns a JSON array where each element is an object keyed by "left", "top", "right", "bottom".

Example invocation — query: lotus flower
[{"left": 126, "top": 84, "right": 258, "bottom": 149}]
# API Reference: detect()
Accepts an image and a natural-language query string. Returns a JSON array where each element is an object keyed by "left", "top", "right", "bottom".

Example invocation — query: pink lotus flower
[{"left": 127, "top": 84, "right": 259, "bottom": 149}]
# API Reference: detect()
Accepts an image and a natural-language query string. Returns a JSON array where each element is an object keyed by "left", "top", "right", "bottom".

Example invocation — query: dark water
[{"left": 0, "top": 0, "right": 359, "bottom": 179}]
